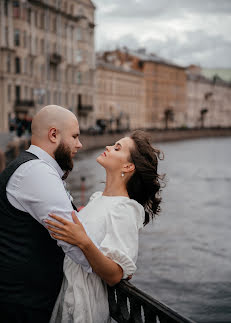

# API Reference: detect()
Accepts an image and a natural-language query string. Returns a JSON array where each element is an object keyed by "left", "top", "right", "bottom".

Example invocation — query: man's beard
[{"left": 54, "top": 141, "right": 73, "bottom": 172}]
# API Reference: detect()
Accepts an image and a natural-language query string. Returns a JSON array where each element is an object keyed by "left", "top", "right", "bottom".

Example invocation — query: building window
[
  {"left": 24, "top": 58, "right": 27, "bottom": 74},
  {"left": 15, "top": 57, "right": 21, "bottom": 74},
  {"left": 40, "top": 13, "right": 45, "bottom": 29},
  {"left": 75, "top": 50, "right": 82, "bottom": 63},
  {"left": 78, "top": 94, "right": 82, "bottom": 109},
  {"left": 15, "top": 85, "right": 21, "bottom": 102},
  {"left": 8, "top": 84, "right": 11, "bottom": 102},
  {"left": 13, "top": 1, "right": 20, "bottom": 18},
  {"left": 14, "top": 29, "right": 20, "bottom": 46},
  {"left": 34, "top": 11, "right": 37, "bottom": 27},
  {"left": 53, "top": 17, "right": 57, "bottom": 33},
  {"left": 25, "top": 86, "right": 28, "bottom": 99},
  {"left": 23, "top": 31, "right": 27, "bottom": 48},
  {"left": 40, "top": 39, "right": 44, "bottom": 54},
  {"left": 5, "top": 27, "right": 9, "bottom": 47},
  {"left": 28, "top": 35, "right": 31, "bottom": 52},
  {"left": 46, "top": 90, "right": 50, "bottom": 104},
  {"left": 35, "top": 37, "right": 38, "bottom": 53},
  {"left": 76, "top": 27, "right": 82, "bottom": 41},
  {"left": 7, "top": 55, "right": 11, "bottom": 73},
  {"left": 77, "top": 72, "right": 82, "bottom": 84},
  {"left": 54, "top": 91, "right": 57, "bottom": 104},
  {"left": 72, "top": 93, "right": 75, "bottom": 106},
  {"left": 30, "top": 59, "right": 33, "bottom": 76},
  {"left": 27, "top": 8, "right": 31, "bottom": 23},
  {"left": 52, "top": 67, "right": 57, "bottom": 81},
  {"left": 4, "top": 0, "right": 8, "bottom": 16}
]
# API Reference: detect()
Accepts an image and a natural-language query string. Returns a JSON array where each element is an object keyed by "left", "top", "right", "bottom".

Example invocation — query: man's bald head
[
  {"left": 30, "top": 105, "right": 82, "bottom": 168},
  {"left": 31, "top": 105, "right": 77, "bottom": 139}
]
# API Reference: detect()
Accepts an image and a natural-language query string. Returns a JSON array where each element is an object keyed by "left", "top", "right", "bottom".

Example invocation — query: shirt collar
[{"left": 27, "top": 145, "right": 64, "bottom": 178}]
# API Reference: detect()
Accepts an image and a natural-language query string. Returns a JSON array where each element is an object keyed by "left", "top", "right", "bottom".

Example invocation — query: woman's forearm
[
  {"left": 45, "top": 213, "right": 123, "bottom": 286},
  {"left": 80, "top": 237, "right": 123, "bottom": 286}
]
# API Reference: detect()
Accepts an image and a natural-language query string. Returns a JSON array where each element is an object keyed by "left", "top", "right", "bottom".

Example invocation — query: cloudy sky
[{"left": 92, "top": 0, "right": 231, "bottom": 68}]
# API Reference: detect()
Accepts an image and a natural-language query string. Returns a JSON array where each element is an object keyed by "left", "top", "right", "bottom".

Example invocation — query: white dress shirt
[{"left": 6, "top": 145, "right": 92, "bottom": 272}]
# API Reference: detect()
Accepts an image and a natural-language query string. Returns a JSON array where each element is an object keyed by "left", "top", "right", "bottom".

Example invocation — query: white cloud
[{"left": 93, "top": 0, "right": 231, "bottom": 67}]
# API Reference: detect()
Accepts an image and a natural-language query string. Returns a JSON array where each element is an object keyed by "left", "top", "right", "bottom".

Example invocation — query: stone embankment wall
[
  {"left": 0, "top": 128, "right": 230, "bottom": 168},
  {"left": 79, "top": 128, "right": 231, "bottom": 152}
]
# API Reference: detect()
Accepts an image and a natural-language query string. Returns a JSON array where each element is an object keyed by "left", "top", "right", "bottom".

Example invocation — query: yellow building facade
[
  {"left": 95, "top": 60, "right": 145, "bottom": 131},
  {"left": 98, "top": 49, "right": 187, "bottom": 130}
]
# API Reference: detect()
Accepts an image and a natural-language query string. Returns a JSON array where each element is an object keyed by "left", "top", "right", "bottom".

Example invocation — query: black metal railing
[{"left": 108, "top": 281, "right": 195, "bottom": 323}]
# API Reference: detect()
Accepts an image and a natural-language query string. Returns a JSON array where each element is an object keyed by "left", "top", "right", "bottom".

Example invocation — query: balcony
[
  {"left": 77, "top": 105, "right": 93, "bottom": 116},
  {"left": 108, "top": 281, "right": 195, "bottom": 323},
  {"left": 14, "top": 100, "right": 35, "bottom": 112},
  {"left": 49, "top": 53, "right": 62, "bottom": 65}
]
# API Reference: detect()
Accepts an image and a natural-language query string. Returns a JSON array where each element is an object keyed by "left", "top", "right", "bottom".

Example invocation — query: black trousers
[{"left": 0, "top": 302, "right": 52, "bottom": 323}]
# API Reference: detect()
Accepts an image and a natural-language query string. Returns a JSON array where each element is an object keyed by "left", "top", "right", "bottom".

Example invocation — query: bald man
[{"left": 0, "top": 106, "right": 92, "bottom": 322}]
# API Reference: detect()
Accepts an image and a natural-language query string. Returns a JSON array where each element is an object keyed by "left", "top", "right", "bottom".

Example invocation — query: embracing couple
[{"left": 0, "top": 105, "right": 164, "bottom": 323}]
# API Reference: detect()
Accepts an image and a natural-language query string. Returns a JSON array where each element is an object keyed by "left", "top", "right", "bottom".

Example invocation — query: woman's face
[{"left": 97, "top": 137, "right": 135, "bottom": 173}]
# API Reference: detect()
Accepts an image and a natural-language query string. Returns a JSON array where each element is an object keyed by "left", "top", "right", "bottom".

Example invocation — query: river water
[{"left": 67, "top": 137, "right": 231, "bottom": 322}]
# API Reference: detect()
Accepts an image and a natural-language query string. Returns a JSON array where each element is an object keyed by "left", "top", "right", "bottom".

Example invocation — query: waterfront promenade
[
  {"left": 1, "top": 128, "right": 231, "bottom": 164},
  {"left": 79, "top": 128, "right": 231, "bottom": 152}
]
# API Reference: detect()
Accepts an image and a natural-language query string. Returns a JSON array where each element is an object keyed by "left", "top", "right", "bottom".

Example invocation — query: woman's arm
[{"left": 45, "top": 212, "right": 123, "bottom": 286}]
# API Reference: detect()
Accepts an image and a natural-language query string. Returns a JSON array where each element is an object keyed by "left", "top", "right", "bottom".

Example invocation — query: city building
[
  {"left": 95, "top": 59, "right": 145, "bottom": 132},
  {"left": 98, "top": 48, "right": 187, "bottom": 130},
  {"left": 0, "top": 0, "right": 95, "bottom": 133},
  {"left": 186, "top": 65, "right": 231, "bottom": 128}
]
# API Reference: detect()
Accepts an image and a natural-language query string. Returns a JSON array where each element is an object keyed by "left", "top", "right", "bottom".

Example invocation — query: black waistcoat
[{"left": 0, "top": 151, "right": 64, "bottom": 310}]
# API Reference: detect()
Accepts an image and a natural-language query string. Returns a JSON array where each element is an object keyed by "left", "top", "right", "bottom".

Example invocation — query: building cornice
[
  {"left": 96, "top": 61, "right": 144, "bottom": 77},
  {"left": 187, "top": 73, "right": 231, "bottom": 88},
  {"left": 28, "top": 0, "right": 94, "bottom": 25}
]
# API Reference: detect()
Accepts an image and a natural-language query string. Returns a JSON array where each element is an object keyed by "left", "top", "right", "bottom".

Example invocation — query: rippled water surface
[{"left": 67, "top": 137, "right": 231, "bottom": 322}]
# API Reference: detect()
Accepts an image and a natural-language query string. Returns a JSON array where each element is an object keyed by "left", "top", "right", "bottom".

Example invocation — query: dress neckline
[{"left": 101, "top": 194, "right": 130, "bottom": 199}]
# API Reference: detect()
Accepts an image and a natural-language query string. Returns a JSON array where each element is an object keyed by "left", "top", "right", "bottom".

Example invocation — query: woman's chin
[{"left": 96, "top": 155, "right": 103, "bottom": 165}]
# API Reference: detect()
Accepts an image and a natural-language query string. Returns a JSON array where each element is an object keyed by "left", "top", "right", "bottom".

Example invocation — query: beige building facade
[
  {"left": 0, "top": 0, "right": 95, "bottom": 132},
  {"left": 186, "top": 66, "right": 231, "bottom": 128},
  {"left": 95, "top": 60, "right": 145, "bottom": 131},
  {"left": 98, "top": 49, "right": 187, "bottom": 130}
]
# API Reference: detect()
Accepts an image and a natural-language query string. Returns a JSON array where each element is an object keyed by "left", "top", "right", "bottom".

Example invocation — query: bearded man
[{"left": 0, "top": 105, "right": 92, "bottom": 322}]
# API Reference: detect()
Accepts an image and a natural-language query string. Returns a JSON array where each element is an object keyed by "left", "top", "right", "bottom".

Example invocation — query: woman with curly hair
[{"left": 46, "top": 130, "right": 165, "bottom": 323}]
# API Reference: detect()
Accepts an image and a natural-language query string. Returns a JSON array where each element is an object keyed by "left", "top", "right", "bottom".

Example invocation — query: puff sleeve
[
  {"left": 89, "top": 191, "right": 103, "bottom": 201},
  {"left": 99, "top": 199, "right": 144, "bottom": 279}
]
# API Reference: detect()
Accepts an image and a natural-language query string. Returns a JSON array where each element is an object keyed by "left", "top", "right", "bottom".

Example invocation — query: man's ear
[{"left": 48, "top": 127, "right": 59, "bottom": 143}]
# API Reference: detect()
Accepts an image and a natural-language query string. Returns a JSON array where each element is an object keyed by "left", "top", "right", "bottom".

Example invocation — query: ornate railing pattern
[{"left": 108, "top": 281, "right": 195, "bottom": 323}]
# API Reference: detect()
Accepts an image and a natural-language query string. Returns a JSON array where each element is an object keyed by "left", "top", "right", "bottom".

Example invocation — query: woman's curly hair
[{"left": 126, "top": 130, "right": 165, "bottom": 226}]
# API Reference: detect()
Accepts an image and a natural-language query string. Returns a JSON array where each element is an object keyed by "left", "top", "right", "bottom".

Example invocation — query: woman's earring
[{"left": 121, "top": 172, "right": 125, "bottom": 178}]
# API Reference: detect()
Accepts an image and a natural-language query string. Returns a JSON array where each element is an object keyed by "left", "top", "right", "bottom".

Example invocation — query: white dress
[{"left": 50, "top": 192, "right": 145, "bottom": 323}]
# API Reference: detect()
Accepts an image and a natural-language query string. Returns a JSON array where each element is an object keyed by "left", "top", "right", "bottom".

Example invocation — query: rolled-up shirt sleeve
[{"left": 6, "top": 159, "right": 93, "bottom": 272}]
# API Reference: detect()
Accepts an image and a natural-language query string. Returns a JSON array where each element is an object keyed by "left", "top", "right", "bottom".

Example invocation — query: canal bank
[
  {"left": 79, "top": 128, "right": 231, "bottom": 151},
  {"left": 1, "top": 128, "right": 231, "bottom": 167}
]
